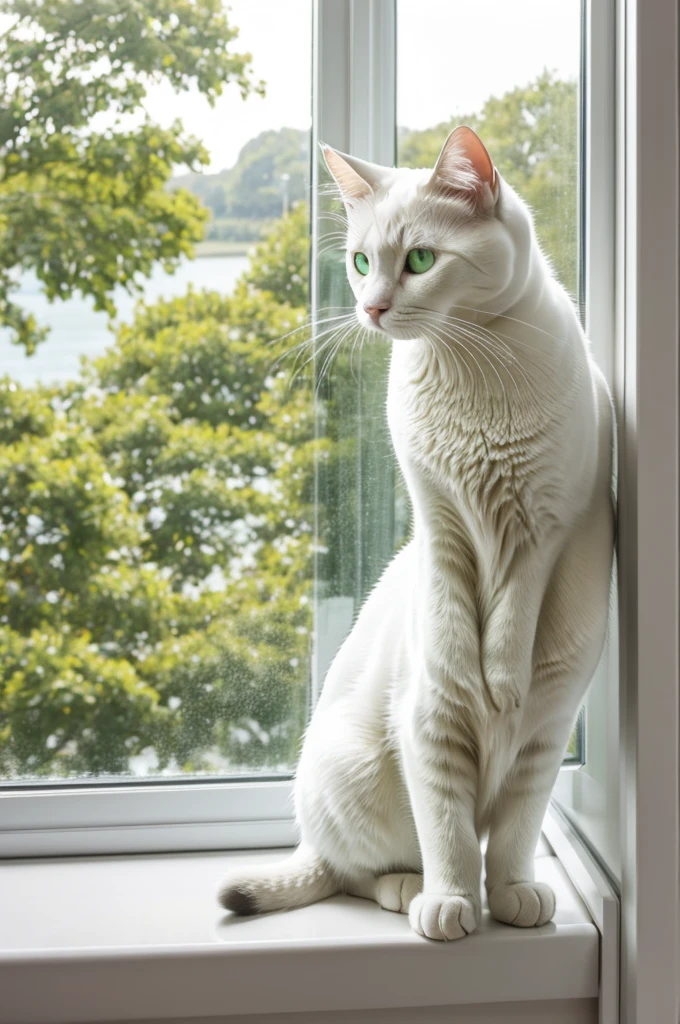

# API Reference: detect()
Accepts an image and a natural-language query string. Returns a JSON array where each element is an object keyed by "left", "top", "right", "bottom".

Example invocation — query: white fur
[{"left": 218, "top": 130, "right": 614, "bottom": 941}]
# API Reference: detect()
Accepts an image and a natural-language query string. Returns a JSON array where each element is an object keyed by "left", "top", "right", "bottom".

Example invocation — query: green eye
[
  {"left": 354, "top": 252, "right": 369, "bottom": 276},
  {"left": 406, "top": 248, "right": 435, "bottom": 274}
]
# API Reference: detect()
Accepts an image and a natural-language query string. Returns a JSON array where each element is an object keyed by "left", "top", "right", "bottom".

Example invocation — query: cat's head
[{"left": 322, "top": 127, "right": 528, "bottom": 341}]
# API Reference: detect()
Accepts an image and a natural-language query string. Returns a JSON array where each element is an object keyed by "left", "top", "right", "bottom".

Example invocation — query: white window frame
[
  {"left": 615, "top": 0, "right": 680, "bottom": 1019},
  {"left": 551, "top": 4, "right": 680, "bottom": 1019},
  {"left": 551, "top": 0, "right": 621, "bottom": 873}
]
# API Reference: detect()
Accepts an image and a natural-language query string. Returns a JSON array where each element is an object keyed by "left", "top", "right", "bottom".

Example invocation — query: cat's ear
[
  {"left": 428, "top": 126, "right": 499, "bottom": 210},
  {"left": 321, "top": 145, "right": 385, "bottom": 204}
]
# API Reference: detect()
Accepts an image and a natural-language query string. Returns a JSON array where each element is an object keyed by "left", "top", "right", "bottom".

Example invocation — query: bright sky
[
  {"left": 143, "top": 0, "right": 313, "bottom": 172},
  {"left": 398, "top": 0, "right": 581, "bottom": 129},
  {"left": 1, "top": 0, "right": 580, "bottom": 173},
  {"left": 142, "top": 0, "right": 580, "bottom": 173}
]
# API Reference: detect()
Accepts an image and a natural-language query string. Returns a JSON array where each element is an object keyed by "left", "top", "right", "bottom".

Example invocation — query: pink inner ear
[
  {"left": 454, "top": 127, "right": 496, "bottom": 191},
  {"left": 431, "top": 126, "right": 497, "bottom": 202},
  {"left": 323, "top": 147, "right": 372, "bottom": 202}
]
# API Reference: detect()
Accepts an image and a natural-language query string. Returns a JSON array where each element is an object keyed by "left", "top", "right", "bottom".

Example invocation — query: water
[{"left": 0, "top": 255, "right": 250, "bottom": 386}]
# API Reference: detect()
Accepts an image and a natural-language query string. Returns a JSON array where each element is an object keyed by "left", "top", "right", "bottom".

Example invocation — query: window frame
[
  {"left": 615, "top": 0, "right": 680, "bottom": 1019},
  {"left": 551, "top": 0, "right": 621, "bottom": 871},
  {"left": 552, "top": 1, "right": 680, "bottom": 1016}
]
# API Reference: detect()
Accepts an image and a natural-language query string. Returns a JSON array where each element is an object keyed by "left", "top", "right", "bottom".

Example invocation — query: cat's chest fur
[{"left": 389, "top": 356, "right": 553, "bottom": 551}]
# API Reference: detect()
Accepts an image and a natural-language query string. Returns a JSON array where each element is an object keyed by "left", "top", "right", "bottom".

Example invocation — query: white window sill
[{"left": 0, "top": 840, "right": 598, "bottom": 1024}]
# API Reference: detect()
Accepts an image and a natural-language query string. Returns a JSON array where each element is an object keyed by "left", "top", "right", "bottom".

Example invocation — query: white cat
[{"left": 218, "top": 126, "right": 614, "bottom": 941}]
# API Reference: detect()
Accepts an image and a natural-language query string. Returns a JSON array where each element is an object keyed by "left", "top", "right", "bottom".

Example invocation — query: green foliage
[
  {"left": 171, "top": 127, "right": 309, "bottom": 236},
  {"left": 0, "top": 0, "right": 262, "bottom": 352},
  {"left": 245, "top": 201, "right": 309, "bottom": 308},
  {"left": 0, "top": 629, "right": 161, "bottom": 777},
  {"left": 0, "top": 207, "right": 315, "bottom": 777},
  {"left": 225, "top": 128, "right": 309, "bottom": 220},
  {"left": 399, "top": 72, "right": 579, "bottom": 297}
]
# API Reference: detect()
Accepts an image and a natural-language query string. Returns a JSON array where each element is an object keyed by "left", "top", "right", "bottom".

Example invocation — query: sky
[
  {"left": 142, "top": 0, "right": 581, "bottom": 173},
  {"left": 143, "top": 0, "right": 313, "bottom": 172},
  {"left": 397, "top": 0, "right": 581, "bottom": 129},
  {"left": 0, "top": 0, "right": 581, "bottom": 172}
]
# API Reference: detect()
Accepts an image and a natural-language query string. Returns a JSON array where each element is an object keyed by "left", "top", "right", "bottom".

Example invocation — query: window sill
[{"left": 0, "top": 840, "right": 598, "bottom": 1024}]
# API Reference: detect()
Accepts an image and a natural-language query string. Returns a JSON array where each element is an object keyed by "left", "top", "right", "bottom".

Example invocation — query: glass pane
[
  {"left": 0, "top": 1, "right": 313, "bottom": 780},
  {"left": 397, "top": 0, "right": 582, "bottom": 301},
  {"left": 313, "top": 150, "right": 410, "bottom": 688},
  {"left": 312, "top": 239, "right": 410, "bottom": 687}
]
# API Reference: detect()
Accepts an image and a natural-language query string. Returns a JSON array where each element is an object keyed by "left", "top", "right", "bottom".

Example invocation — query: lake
[{"left": 0, "top": 255, "right": 250, "bottom": 386}]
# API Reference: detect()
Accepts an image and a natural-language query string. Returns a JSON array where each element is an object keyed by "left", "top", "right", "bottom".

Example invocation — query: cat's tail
[{"left": 218, "top": 844, "right": 340, "bottom": 916}]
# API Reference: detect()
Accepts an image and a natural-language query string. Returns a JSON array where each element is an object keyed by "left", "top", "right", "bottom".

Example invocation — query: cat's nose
[{"left": 364, "top": 302, "right": 391, "bottom": 325}]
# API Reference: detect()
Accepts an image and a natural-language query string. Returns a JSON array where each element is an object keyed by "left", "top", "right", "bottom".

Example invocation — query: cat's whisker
[
  {"left": 318, "top": 244, "right": 346, "bottom": 257},
  {"left": 274, "top": 318, "right": 357, "bottom": 378},
  {"left": 269, "top": 317, "right": 357, "bottom": 371},
  {"left": 453, "top": 324, "right": 523, "bottom": 407},
  {"left": 401, "top": 304, "right": 547, "bottom": 355},
  {"left": 318, "top": 211, "right": 348, "bottom": 229},
  {"left": 449, "top": 318, "right": 554, "bottom": 389},
  {"left": 424, "top": 321, "right": 491, "bottom": 403},
  {"left": 386, "top": 307, "right": 529, "bottom": 398},
  {"left": 418, "top": 312, "right": 512, "bottom": 401},
  {"left": 288, "top": 332, "right": 341, "bottom": 380},
  {"left": 316, "top": 323, "right": 358, "bottom": 391},
  {"left": 349, "top": 328, "right": 363, "bottom": 381},
  {"left": 406, "top": 307, "right": 551, "bottom": 390},
  {"left": 320, "top": 228, "right": 349, "bottom": 249},
  {"left": 464, "top": 321, "right": 552, "bottom": 389},
  {"left": 446, "top": 327, "right": 514, "bottom": 405},
  {"left": 289, "top": 326, "right": 349, "bottom": 386},
  {"left": 434, "top": 317, "right": 532, "bottom": 398},
  {"left": 433, "top": 311, "right": 548, "bottom": 363},
  {"left": 266, "top": 312, "right": 356, "bottom": 351},
  {"left": 453, "top": 303, "right": 566, "bottom": 346},
  {"left": 449, "top": 327, "right": 520, "bottom": 403}
]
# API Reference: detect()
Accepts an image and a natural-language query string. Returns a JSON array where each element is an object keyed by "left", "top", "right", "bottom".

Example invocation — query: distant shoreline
[{"left": 194, "top": 240, "right": 255, "bottom": 258}]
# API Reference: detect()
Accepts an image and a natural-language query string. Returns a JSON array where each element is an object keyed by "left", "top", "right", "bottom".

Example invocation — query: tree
[
  {"left": 169, "top": 128, "right": 309, "bottom": 237},
  {"left": 0, "top": 0, "right": 263, "bottom": 352},
  {"left": 0, "top": 207, "right": 318, "bottom": 777},
  {"left": 224, "top": 128, "right": 309, "bottom": 220},
  {"left": 399, "top": 72, "right": 579, "bottom": 297},
  {"left": 246, "top": 200, "right": 309, "bottom": 308}
]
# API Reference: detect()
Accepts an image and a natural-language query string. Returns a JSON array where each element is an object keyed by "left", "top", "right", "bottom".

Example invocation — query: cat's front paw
[
  {"left": 488, "top": 882, "right": 556, "bottom": 927},
  {"left": 409, "top": 892, "right": 478, "bottom": 941}
]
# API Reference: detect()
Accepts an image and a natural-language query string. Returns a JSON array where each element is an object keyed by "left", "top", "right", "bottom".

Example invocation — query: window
[
  {"left": 0, "top": 0, "right": 617, "bottom": 860},
  {"left": 2, "top": 3, "right": 679, "bottom": 1017}
]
